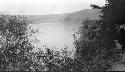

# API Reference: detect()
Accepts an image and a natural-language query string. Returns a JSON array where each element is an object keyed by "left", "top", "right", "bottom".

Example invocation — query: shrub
[
  {"left": 74, "top": 18, "right": 121, "bottom": 71},
  {"left": 0, "top": 14, "right": 35, "bottom": 71}
]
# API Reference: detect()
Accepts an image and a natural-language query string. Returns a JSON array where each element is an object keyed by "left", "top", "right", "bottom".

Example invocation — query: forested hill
[{"left": 26, "top": 9, "right": 101, "bottom": 24}]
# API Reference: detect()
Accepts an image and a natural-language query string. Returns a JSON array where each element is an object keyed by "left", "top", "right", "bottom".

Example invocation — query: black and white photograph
[{"left": 0, "top": 0, "right": 125, "bottom": 71}]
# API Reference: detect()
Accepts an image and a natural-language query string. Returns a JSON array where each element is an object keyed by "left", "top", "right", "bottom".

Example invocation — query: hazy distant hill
[
  {"left": 27, "top": 9, "right": 101, "bottom": 24},
  {"left": 62, "top": 9, "right": 101, "bottom": 25}
]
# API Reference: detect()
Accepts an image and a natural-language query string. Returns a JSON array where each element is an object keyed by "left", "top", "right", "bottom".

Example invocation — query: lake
[{"left": 29, "top": 23, "right": 79, "bottom": 51}]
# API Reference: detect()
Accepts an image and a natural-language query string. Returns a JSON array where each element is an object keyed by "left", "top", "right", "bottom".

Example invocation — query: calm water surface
[{"left": 29, "top": 23, "right": 78, "bottom": 50}]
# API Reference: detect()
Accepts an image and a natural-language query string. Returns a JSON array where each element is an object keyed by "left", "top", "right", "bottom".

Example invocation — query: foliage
[
  {"left": 29, "top": 47, "right": 77, "bottom": 72},
  {"left": 74, "top": 18, "right": 121, "bottom": 71},
  {"left": 91, "top": 0, "right": 125, "bottom": 49},
  {"left": 74, "top": 0, "right": 125, "bottom": 71},
  {"left": 101, "top": 0, "right": 125, "bottom": 54},
  {"left": 0, "top": 14, "right": 37, "bottom": 71},
  {"left": 90, "top": 4, "right": 102, "bottom": 9}
]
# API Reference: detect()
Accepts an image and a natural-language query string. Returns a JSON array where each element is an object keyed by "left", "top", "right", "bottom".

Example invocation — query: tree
[
  {"left": 100, "top": 0, "right": 125, "bottom": 53},
  {"left": 90, "top": 4, "right": 102, "bottom": 9},
  {"left": 91, "top": 0, "right": 125, "bottom": 52},
  {"left": 74, "top": 0, "right": 125, "bottom": 71},
  {"left": 0, "top": 14, "right": 35, "bottom": 71},
  {"left": 74, "top": 17, "right": 122, "bottom": 71}
]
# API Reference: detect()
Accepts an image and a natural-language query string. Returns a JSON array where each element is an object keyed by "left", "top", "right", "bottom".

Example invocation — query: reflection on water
[{"left": 29, "top": 23, "right": 77, "bottom": 50}]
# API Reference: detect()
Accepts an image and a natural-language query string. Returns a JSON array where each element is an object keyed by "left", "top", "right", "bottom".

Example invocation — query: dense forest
[{"left": 0, "top": 0, "right": 125, "bottom": 71}]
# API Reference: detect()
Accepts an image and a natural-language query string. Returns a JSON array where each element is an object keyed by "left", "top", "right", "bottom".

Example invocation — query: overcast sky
[{"left": 0, "top": 0, "right": 106, "bottom": 15}]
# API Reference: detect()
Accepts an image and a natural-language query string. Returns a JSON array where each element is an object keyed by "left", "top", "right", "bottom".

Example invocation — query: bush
[
  {"left": 0, "top": 14, "right": 35, "bottom": 71},
  {"left": 74, "top": 18, "right": 121, "bottom": 71}
]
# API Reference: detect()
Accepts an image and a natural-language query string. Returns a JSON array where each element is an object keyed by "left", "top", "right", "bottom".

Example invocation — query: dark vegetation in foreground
[{"left": 1, "top": 0, "right": 125, "bottom": 71}]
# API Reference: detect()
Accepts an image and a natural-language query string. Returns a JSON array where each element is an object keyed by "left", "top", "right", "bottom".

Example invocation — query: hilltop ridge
[{"left": 26, "top": 9, "right": 101, "bottom": 24}]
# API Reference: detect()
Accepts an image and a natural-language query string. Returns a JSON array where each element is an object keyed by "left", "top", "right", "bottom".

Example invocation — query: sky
[{"left": 0, "top": 0, "right": 106, "bottom": 15}]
